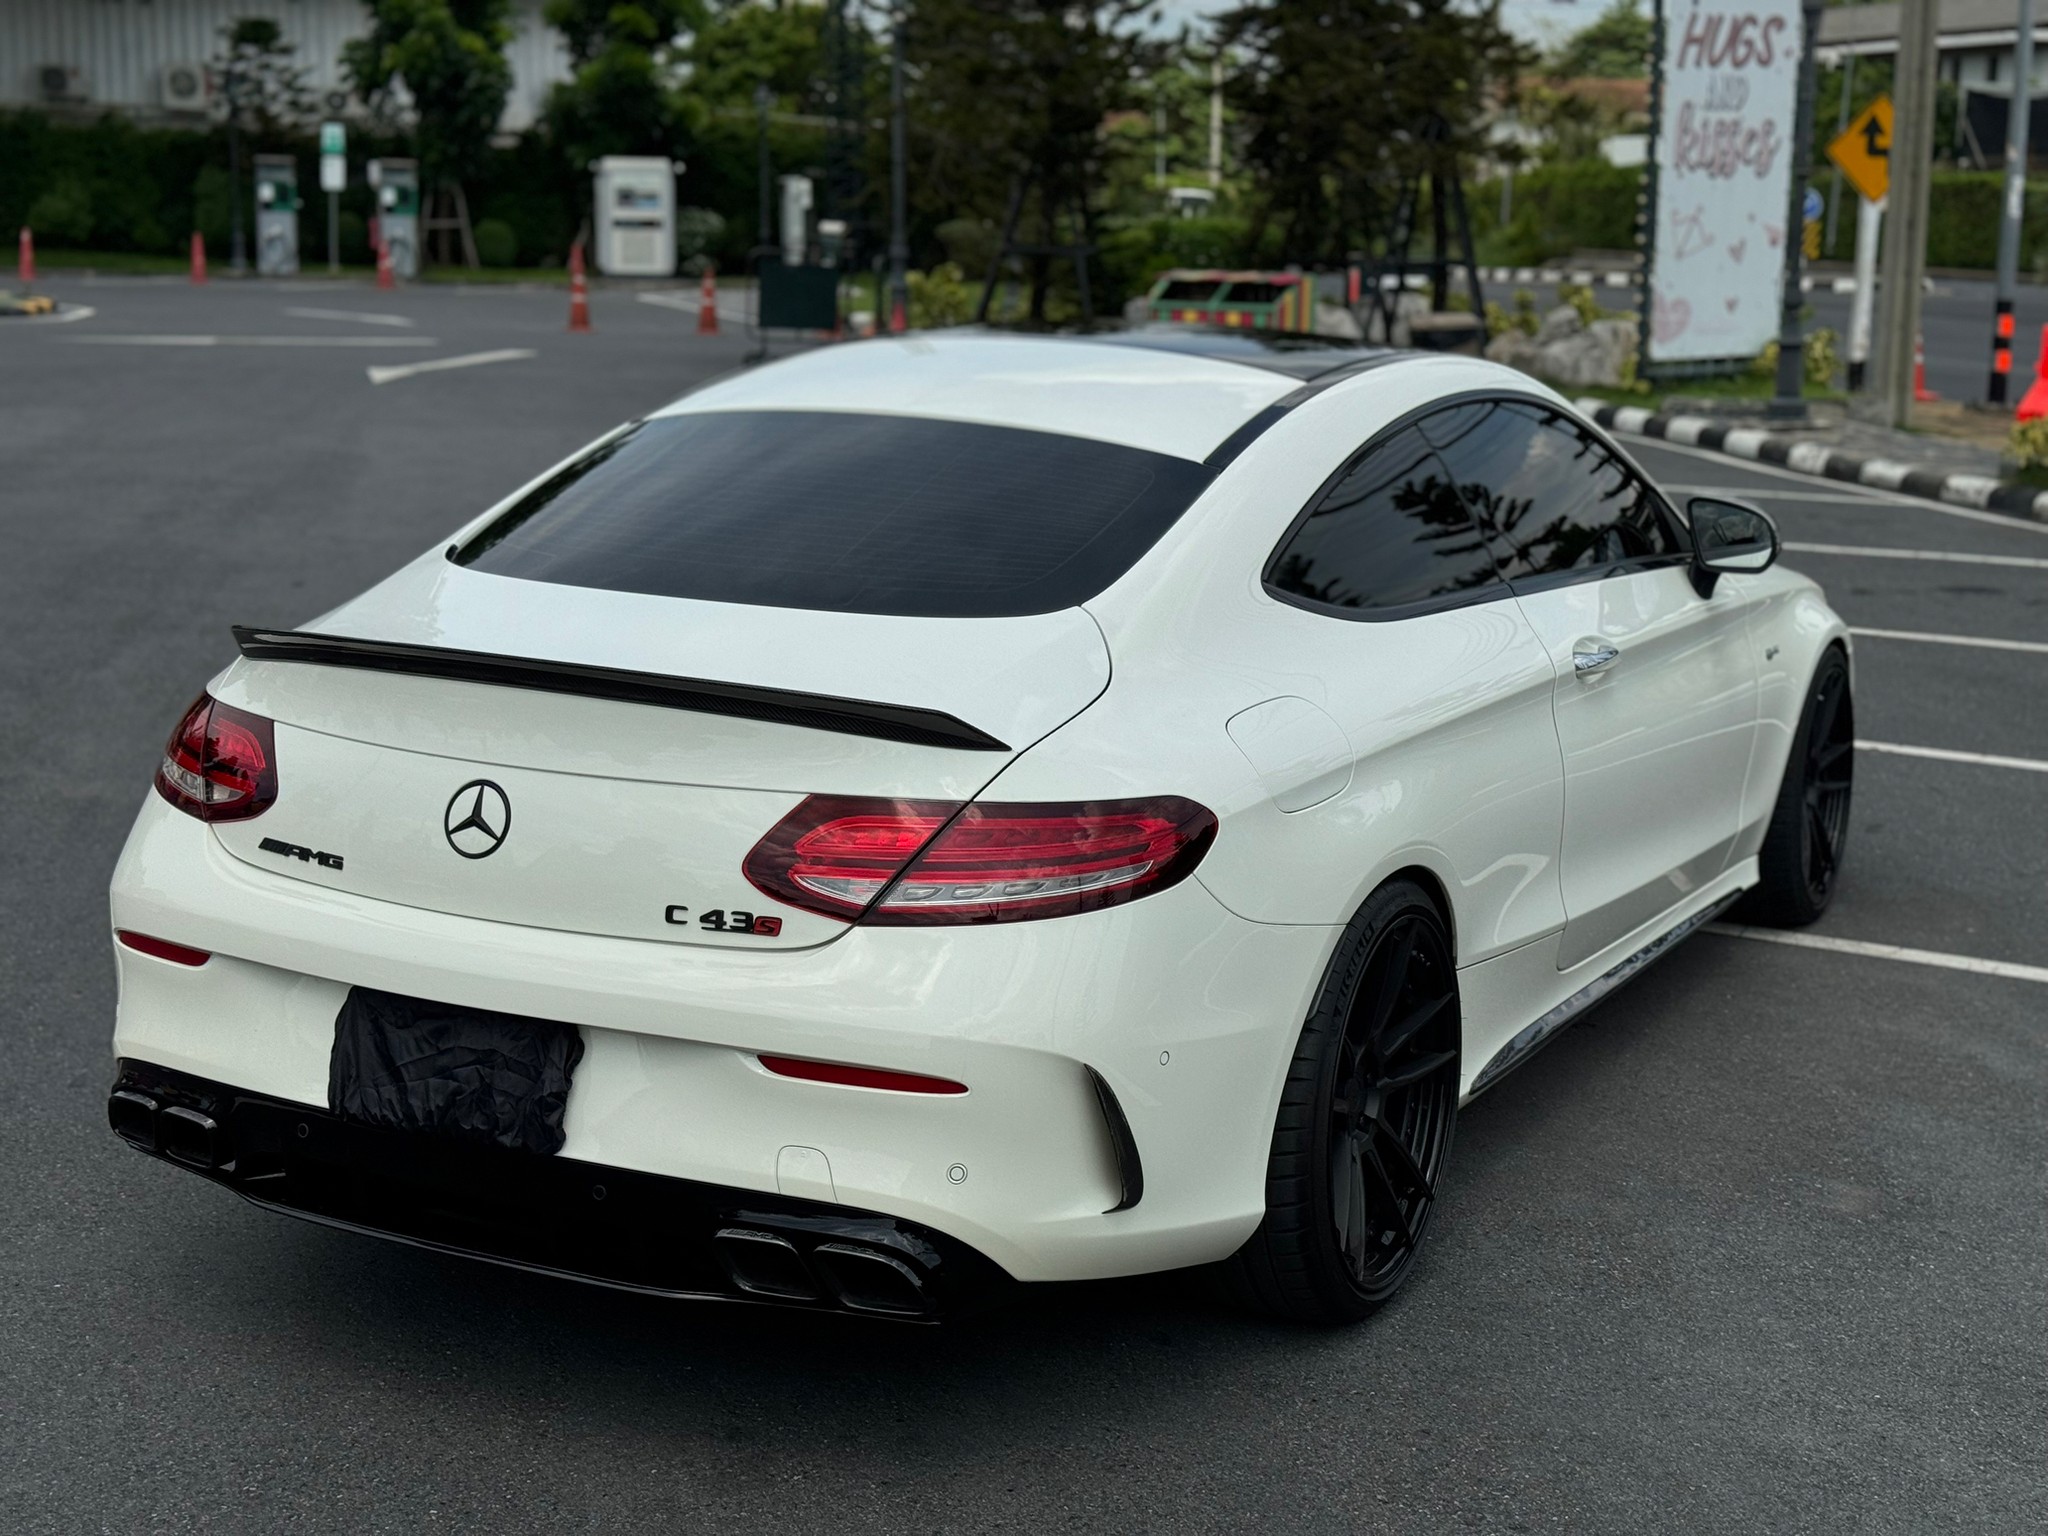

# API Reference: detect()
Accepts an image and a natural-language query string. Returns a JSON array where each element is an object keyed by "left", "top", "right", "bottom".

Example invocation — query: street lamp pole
[
  {"left": 888, "top": 7, "right": 909, "bottom": 333},
  {"left": 1769, "top": 0, "right": 1826, "bottom": 420},
  {"left": 754, "top": 81, "right": 773, "bottom": 253},
  {"left": 226, "top": 62, "right": 247, "bottom": 274}
]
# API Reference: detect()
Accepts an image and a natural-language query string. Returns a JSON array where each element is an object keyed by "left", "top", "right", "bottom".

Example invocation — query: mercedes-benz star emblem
[{"left": 444, "top": 780, "right": 511, "bottom": 859}]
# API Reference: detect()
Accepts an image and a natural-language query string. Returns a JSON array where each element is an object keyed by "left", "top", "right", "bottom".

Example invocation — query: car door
[
  {"left": 1422, "top": 398, "right": 1759, "bottom": 971},
  {"left": 1250, "top": 420, "right": 1568, "bottom": 964}
]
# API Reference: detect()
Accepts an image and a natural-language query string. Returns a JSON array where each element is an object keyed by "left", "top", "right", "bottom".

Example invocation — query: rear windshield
[{"left": 450, "top": 411, "right": 1217, "bottom": 618}]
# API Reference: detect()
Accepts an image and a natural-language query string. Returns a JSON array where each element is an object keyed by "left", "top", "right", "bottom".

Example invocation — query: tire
[
  {"left": 1739, "top": 646, "right": 1853, "bottom": 928},
  {"left": 1225, "top": 878, "right": 1461, "bottom": 1324}
]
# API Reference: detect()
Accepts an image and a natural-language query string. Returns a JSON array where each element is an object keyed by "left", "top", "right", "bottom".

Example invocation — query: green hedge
[{"left": 1471, "top": 161, "right": 1642, "bottom": 265}]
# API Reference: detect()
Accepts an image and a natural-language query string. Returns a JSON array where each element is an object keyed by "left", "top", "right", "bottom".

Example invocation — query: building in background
[
  {"left": 1819, "top": 0, "right": 2048, "bottom": 168},
  {"left": 0, "top": 0, "right": 571, "bottom": 133}
]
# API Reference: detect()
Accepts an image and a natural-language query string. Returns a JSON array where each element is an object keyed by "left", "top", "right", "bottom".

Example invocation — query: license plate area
[{"left": 329, "top": 987, "right": 583, "bottom": 1156}]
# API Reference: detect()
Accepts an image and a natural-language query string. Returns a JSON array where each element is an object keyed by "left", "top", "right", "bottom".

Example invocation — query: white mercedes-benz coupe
[{"left": 107, "top": 330, "right": 1853, "bottom": 1323}]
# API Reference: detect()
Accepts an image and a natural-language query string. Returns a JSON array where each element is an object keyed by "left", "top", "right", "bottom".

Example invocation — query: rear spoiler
[{"left": 230, "top": 627, "right": 1010, "bottom": 752}]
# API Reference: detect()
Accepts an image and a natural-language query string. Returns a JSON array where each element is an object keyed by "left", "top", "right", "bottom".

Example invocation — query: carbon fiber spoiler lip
[{"left": 229, "top": 626, "right": 1012, "bottom": 753}]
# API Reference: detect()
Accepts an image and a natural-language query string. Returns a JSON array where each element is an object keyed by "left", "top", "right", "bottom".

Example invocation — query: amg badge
[{"left": 258, "top": 836, "right": 344, "bottom": 871}]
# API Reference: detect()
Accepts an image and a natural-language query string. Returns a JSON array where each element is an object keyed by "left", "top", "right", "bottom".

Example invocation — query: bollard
[
  {"left": 18, "top": 226, "right": 34, "bottom": 284},
  {"left": 375, "top": 237, "right": 395, "bottom": 290},
  {"left": 567, "top": 240, "right": 591, "bottom": 332},
  {"left": 188, "top": 231, "right": 207, "bottom": 285},
  {"left": 697, "top": 262, "right": 718, "bottom": 335}
]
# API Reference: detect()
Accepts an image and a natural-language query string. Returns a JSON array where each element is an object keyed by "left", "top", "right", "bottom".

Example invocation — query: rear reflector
[
  {"left": 117, "top": 930, "right": 212, "bottom": 967},
  {"left": 758, "top": 1054, "right": 968, "bottom": 1095},
  {"left": 154, "top": 694, "right": 278, "bottom": 823},
  {"left": 743, "top": 795, "right": 1217, "bottom": 925}
]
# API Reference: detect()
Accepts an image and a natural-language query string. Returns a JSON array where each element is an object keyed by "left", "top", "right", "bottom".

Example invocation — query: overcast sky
[{"left": 1149, "top": 0, "right": 1585, "bottom": 51}]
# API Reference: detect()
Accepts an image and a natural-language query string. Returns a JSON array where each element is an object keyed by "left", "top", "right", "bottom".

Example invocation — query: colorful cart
[{"left": 1143, "top": 269, "right": 1316, "bottom": 333}]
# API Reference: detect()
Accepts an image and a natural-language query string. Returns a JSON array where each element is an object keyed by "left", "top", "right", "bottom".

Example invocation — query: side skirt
[{"left": 1465, "top": 888, "right": 1746, "bottom": 1097}]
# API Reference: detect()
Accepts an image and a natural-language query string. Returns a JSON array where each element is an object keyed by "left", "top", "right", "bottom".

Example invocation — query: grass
[{"left": 1572, "top": 373, "right": 1847, "bottom": 411}]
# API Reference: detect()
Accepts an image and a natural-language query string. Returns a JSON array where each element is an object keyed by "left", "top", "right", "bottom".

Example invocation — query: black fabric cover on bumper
[{"left": 328, "top": 987, "right": 583, "bottom": 1156}]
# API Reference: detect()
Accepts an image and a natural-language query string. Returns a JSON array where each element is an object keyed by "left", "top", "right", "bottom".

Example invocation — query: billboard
[{"left": 1644, "top": 1, "right": 1804, "bottom": 366}]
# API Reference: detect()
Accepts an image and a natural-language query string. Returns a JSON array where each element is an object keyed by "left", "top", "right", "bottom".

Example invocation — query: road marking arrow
[{"left": 366, "top": 348, "right": 537, "bottom": 385}]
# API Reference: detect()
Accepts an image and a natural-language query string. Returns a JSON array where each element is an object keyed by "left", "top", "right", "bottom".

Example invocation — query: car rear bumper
[
  {"left": 110, "top": 796, "right": 1339, "bottom": 1283},
  {"left": 109, "top": 1059, "right": 1012, "bottom": 1320}
]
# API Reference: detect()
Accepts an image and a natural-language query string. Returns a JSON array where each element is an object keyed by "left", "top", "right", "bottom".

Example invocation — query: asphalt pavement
[{"left": 3, "top": 280, "right": 2043, "bottom": 1534}]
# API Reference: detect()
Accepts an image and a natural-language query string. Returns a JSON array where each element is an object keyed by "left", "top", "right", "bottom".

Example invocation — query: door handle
[{"left": 1572, "top": 644, "right": 1620, "bottom": 675}]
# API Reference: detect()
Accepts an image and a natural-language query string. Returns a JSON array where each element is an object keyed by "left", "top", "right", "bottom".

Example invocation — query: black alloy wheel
[
  {"left": 1800, "top": 661, "right": 1854, "bottom": 908},
  {"left": 1742, "top": 646, "right": 1854, "bottom": 928},
  {"left": 1227, "top": 879, "right": 1461, "bottom": 1323},
  {"left": 1326, "top": 909, "right": 1460, "bottom": 1305}
]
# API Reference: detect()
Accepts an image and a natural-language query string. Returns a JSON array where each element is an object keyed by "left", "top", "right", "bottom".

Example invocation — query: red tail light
[
  {"left": 154, "top": 694, "right": 277, "bottom": 822},
  {"left": 744, "top": 795, "right": 1216, "bottom": 925},
  {"left": 116, "top": 930, "right": 212, "bottom": 967},
  {"left": 758, "top": 1055, "right": 967, "bottom": 1095}
]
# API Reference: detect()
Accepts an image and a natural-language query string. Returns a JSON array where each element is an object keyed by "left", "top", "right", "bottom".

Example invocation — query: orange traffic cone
[
  {"left": 18, "top": 226, "right": 34, "bottom": 284},
  {"left": 188, "top": 231, "right": 207, "bottom": 285},
  {"left": 1913, "top": 332, "right": 1939, "bottom": 403},
  {"left": 567, "top": 240, "right": 591, "bottom": 332},
  {"left": 696, "top": 262, "right": 718, "bottom": 335},
  {"left": 375, "top": 237, "right": 395, "bottom": 290},
  {"left": 2016, "top": 326, "right": 2048, "bottom": 422}
]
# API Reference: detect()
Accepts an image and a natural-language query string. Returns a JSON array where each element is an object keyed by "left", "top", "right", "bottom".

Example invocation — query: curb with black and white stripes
[
  {"left": 1475, "top": 265, "right": 1864, "bottom": 294},
  {"left": 1576, "top": 398, "right": 2048, "bottom": 522}
]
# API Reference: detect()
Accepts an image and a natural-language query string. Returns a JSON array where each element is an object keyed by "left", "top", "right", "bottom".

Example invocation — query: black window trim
[{"left": 1259, "top": 387, "right": 1693, "bottom": 625}]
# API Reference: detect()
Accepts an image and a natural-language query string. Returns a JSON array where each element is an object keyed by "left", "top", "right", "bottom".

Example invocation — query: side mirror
[{"left": 1687, "top": 496, "right": 1779, "bottom": 597}]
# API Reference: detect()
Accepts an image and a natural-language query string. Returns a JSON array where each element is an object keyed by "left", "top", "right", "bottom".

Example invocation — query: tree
[
  {"left": 342, "top": 1, "right": 515, "bottom": 190},
  {"left": 903, "top": 1, "right": 1162, "bottom": 320},
  {"left": 213, "top": 18, "right": 313, "bottom": 138},
  {"left": 1216, "top": 0, "right": 1532, "bottom": 266},
  {"left": 1548, "top": 0, "right": 1652, "bottom": 80},
  {"left": 542, "top": 1, "right": 703, "bottom": 169}
]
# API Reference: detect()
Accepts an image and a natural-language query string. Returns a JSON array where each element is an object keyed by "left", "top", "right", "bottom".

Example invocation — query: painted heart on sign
[
  {"left": 1764, "top": 223, "right": 1783, "bottom": 248},
  {"left": 1728, "top": 239, "right": 1747, "bottom": 263},
  {"left": 1725, "top": 295, "right": 1740, "bottom": 313},
  {"left": 1653, "top": 291, "right": 1692, "bottom": 342}
]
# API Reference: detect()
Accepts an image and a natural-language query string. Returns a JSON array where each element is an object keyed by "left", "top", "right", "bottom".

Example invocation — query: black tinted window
[
  {"left": 1429, "top": 401, "right": 1682, "bottom": 580},
  {"left": 451, "top": 411, "right": 1216, "bottom": 618},
  {"left": 1267, "top": 427, "right": 1504, "bottom": 612}
]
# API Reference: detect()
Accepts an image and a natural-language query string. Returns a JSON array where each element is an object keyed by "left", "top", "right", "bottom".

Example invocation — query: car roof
[{"left": 659, "top": 328, "right": 1411, "bottom": 463}]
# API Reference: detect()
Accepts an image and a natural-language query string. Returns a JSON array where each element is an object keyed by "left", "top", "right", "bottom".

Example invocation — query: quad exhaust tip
[
  {"left": 108, "top": 1090, "right": 226, "bottom": 1170},
  {"left": 714, "top": 1227, "right": 933, "bottom": 1318}
]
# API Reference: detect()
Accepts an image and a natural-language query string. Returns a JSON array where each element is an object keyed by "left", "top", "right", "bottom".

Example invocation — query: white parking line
[
  {"left": 1708, "top": 924, "right": 2048, "bottom": 984},
  {"left": 65, "top": 334, "right": 437, "bottom": 347},
  {"left": 366, "top": 348, "right": 536, "bottom": 385},
  {"left": 1857, "top": 739, "right": 2048, "bottom": 773},
  {"left": 1849, "top": 626, "right": 2048, "bottom": 656},
  {"left": 284, "top": 306, "right": 416, "bottom": 328},
  {"left": 1784, "top": 541, "right": 2048, "bottom": 570},
  {"left": 1636, "top": 437, "right": 2048, "bottom": 534}
]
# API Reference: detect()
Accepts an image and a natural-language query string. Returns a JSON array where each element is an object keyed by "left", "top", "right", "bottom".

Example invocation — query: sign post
[
  {"left": 1826, "top": 95, "right": 1891, "bottom": 394},
  {"left": 320, "top": 121, "right": 346, "bottom": 275}
]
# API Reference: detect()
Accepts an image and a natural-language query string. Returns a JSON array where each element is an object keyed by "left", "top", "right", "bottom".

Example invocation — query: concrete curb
[
  {"left": 1478, "top": 266, "right": 1859, "bottom": 294},
  {"left": 1575, "top": 397, "right": 2048, "bottom": 523}
]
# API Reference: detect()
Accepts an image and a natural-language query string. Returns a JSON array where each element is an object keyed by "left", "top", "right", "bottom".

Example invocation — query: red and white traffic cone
[
  {"left": 375, "top": 237, "right": 395, "bottom": 290},
  {"left": 188, "top": 231, "right": 207, "bottom": 285},
  {"left": 696, "top": 262, "right": 718, "bottom": 335},
  {"left": 1913, "top": 332, "right": 1939, "bottom": 403},
  {"left": 567, "top": 240, "right": 591, "bottom": 332},
  {"left": 18, "top": 226, "right": 34, "bottom": 284},
  {"left": 2016, "top": 325, "right": 2048, "bottom": 422}
]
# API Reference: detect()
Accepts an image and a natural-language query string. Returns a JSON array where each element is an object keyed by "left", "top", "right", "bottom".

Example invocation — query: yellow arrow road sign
[{"left": 1828, "top": 96, "right": 1893, "bottom": 205}]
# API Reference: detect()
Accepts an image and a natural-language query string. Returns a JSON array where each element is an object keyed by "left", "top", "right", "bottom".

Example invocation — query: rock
[
  {"left": 1314, "top": 300, "right": 1365, "bottom": 341},
  {"left": 1534, "top": 304, "right": 1584, "bottom": 346},
  {"left": 1363, "top": 290, "right": 1430, "bottom": 345},
  {"left": 1123, "top": 295, "right": 1154, "bottom": 327},
  {"left": 1533, "top": 317, "right": 1637, "bottom": 388},
  {"left": 1484, "top": 329, "right": 1542, "bottom": 373}
]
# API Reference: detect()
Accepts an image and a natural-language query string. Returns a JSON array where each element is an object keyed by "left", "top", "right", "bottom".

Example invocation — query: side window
[
  {"left": 1427, "top": 400, "right": 1684, "bottom": 582},
  {"left": 1266, "top": 427, "right": 1505, "bottom": 613}
]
